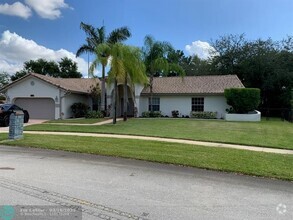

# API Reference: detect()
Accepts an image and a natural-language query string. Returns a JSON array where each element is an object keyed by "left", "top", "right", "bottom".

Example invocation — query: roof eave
[
  {"left": 0, "top": 73, "right": 32, "bottom": 93},
  {"left": 140, "top": 92, "right": 225, "bottom": 96}
]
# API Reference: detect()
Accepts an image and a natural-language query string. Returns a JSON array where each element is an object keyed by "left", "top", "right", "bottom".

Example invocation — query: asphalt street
[{"left": 0, "top": 146, "right": 292, "bottom": 220}]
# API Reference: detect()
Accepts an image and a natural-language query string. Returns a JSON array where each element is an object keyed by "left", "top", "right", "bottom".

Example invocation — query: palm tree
[
  {"left": 142, "top": 35, "right": 185, "bottom": 112},
  {"left": 76, "top": 22, "right": 131, "bottom": 112},
  {"left": 121, "top": 46, "right": 147, "bottom": 121},
  {"left": 106, "top": 43, "right": 147, "bottom": 124},
  {"left": 107, "top": 43, "right": 126, "bottom": 124}
]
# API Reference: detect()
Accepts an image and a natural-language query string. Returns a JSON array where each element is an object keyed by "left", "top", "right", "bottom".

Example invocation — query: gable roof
[
  {"left": 1, "top": 73, "right": 100, "bottom": 94},
  {"left": 141, "top": 75, "right": 244, "bottom": 95}
]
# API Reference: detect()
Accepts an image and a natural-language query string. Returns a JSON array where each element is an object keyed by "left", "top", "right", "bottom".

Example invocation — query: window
[
  {"left": 192, "top": 98, "right": 204, "bottom": 112},
  {"left": 149, "top": 97, "right": 160, "bottom": 111}
]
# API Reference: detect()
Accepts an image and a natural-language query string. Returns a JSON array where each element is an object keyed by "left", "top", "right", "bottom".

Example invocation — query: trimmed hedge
[
  {"left": 142, "top": 111, "right": 162, "bottom": 118},
  {"left": 85, "top": 110, "right": 104, "bottom": 118},
  {"left": 224, "top": 88, "right": 260, "bottom": 113},
  {"left": 190, "top": 111, "right": 217, "bottom": 119}
]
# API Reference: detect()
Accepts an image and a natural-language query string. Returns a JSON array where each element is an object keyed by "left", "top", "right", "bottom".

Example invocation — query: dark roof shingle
[{"left": 141, "top": 75, "right": 244, "bottom": 95}]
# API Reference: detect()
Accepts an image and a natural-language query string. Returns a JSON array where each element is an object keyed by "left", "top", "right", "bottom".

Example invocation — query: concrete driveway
[{"left": 0, "top": 146, "right": 292, "bottom": 220}]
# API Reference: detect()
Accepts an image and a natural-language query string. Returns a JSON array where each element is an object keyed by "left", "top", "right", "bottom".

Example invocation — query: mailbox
[{"left": 9, "top": 110, "right": 24, "bottom": 139}]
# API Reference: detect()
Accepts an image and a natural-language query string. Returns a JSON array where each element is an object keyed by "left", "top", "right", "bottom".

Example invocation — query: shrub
[
  {"left": 71, "top": 102, "right": 89, "bottom": 118},
  {"left": 224, "top": 88, "right": 260, "bottom": 113},
  {"left": 190, "top": 111, "right": 217, "bottom": 119},
  {"left": 85, "top": 110, "right": 104, "bottom": 118},
  {"left": 142, "top": 111, "right": 162, "bottom": 118},
  {"left": 171, "top": 110, "right": 179, "bottom": 118}
]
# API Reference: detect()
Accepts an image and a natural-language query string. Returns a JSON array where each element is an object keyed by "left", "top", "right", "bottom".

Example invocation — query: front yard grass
[
  {"left": 0, "top": 133, "right": 292, "bottom": 181},
  {"left": 26, "top": 118, "right": 293, "bottom": 150},
  {"left": 45, "top": 118, "right": 107, "bottom": 124}
]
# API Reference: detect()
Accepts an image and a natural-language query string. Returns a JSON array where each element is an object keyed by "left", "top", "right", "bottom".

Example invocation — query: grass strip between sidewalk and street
[{"left": 0, "top": 133, "right": 292, "bottom": 181}]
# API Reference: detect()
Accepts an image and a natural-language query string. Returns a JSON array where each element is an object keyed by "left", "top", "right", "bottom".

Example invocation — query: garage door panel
[{"left": 14, "top": 98, "right": 55, "bottom": 119}]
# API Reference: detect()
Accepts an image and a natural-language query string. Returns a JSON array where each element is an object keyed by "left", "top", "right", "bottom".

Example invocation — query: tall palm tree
[
  {"left": 76, "top": 22, "right": 131, "bottom": 112},
  {"left": 106, "top": 43, "right": 147, "bottom": 124},
  {"left": 107, "top": 43, "right": 126, "bottom": 124},
  {"left": 121, "top": 46, "right": 147, "bottom": 121},
  {"left": 142, "top": 35, "right": 185, "bottom": 112}
]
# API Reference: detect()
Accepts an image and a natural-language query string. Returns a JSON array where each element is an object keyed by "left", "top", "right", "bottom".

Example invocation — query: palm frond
[
  {"left": 124, "top": 46, "right": 147, "bottom": 84},
  {"left": 89, "top": 58, "right": 100, "bottom": 77},
  {"left": 107, "top": 43, "right": 126, "bottom": 82},
  {"left": 107, "top": 26, "right": 131, "bottom": 44},
  {"left": 95, "top": 43, "right": 111, "bottom": 67},
  {"left": 76, "top": 44, "right": 93, "bottom": 57},
  {"left": 80, "top": 22, "right": 99, "bottom": 40},
  {"left": 97, "top": 26, "right": 106, "bottom": 44}
]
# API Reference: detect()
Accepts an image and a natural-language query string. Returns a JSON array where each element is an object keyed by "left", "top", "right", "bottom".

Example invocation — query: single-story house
[
  {"left": 0, "top": 73, "right": 244, "bottom": 119},
  {"left": 0, "top": 73, "right": 99, "bottom": 119},
  {"left": 108, "top": 74, "right": 244, "bottom": 119}
]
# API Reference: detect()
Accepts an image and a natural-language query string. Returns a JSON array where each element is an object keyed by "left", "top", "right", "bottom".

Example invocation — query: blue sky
[{"left": 1, "top": 0, "right": 293, "bottom": 77}]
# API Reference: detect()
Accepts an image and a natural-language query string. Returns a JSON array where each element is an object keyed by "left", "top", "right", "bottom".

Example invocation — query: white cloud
[
  {"left": 0, "top": 60, "right": 23, "bottom": 74},
  {"left": 0, "top": 2, "right": 32, "bottom": 19},
  {"left": 185, "top": 40, "right": 217, "bottom": 60},
  {"left": 0, "top": 30, "right": 89, "bottom": 77},
  {"left": 25, "top": 0, "right": 70, "bottom": 19}
]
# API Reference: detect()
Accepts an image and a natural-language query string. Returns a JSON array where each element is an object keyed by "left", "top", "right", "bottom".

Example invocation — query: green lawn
[
  {"left": 45, "top": 118, "right": 107, "bottom": 124},
  {"left": 0, "top": 133, "right": 292, "bottom": 181},
  {"left": 26, "top": 118, "right": 293, "bottom": 150}
]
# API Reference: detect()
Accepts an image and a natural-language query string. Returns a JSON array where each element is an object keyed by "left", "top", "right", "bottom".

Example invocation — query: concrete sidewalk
[
  {"left": 22, "top": 130, "right": 293, "bottom": 155},
  {"left": 1, "top": 117, "right": 292, "bottom": 155},
  {"left": 45, "top": 118, "right": 122, "bottom": 126}
]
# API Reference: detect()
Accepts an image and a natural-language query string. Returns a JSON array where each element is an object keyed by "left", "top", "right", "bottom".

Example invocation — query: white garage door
[{"left": 14, "top": 98, "right": 55, "bottom": 119}]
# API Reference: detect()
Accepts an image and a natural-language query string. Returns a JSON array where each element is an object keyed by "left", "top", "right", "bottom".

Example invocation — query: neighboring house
[
  {"left": 0, "top": 73, "right": 99, "bottom": 119},
  {"left": 0, "top": 73, "right": 244, "bottom": 120}
]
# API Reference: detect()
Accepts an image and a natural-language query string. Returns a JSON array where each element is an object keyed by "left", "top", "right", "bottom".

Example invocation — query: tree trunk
[
  {"left": 113, "top": 79, "right": 117, "bottom": 124},
  {"left": 123, "top": 75, "right": 128, "bottom": 121},
  {"left": 101, "top": 65, "right": 106, "bottom": 112}
]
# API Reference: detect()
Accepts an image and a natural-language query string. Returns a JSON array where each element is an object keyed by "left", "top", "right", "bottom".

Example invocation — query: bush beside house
[
  {"left": 224, "top": 88, "right": 260, "bottom": 113},
  {"left": 71, "top": 103, "right": 89, "bottom": 118},
  {"left": 190, "top": 111, "right": 217, "bottom": 119},
  {"left": 85, "top": 110, "right": 104, "bottom": 118},
  {"left": 171, "top": 110, "right": 179, "bottom": 118},
  {"left": 142, "top": 111, "right": 162, "bottom": 118},
  {"left": 224, "top": 88, "right": 261, "bottom": 121}
]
